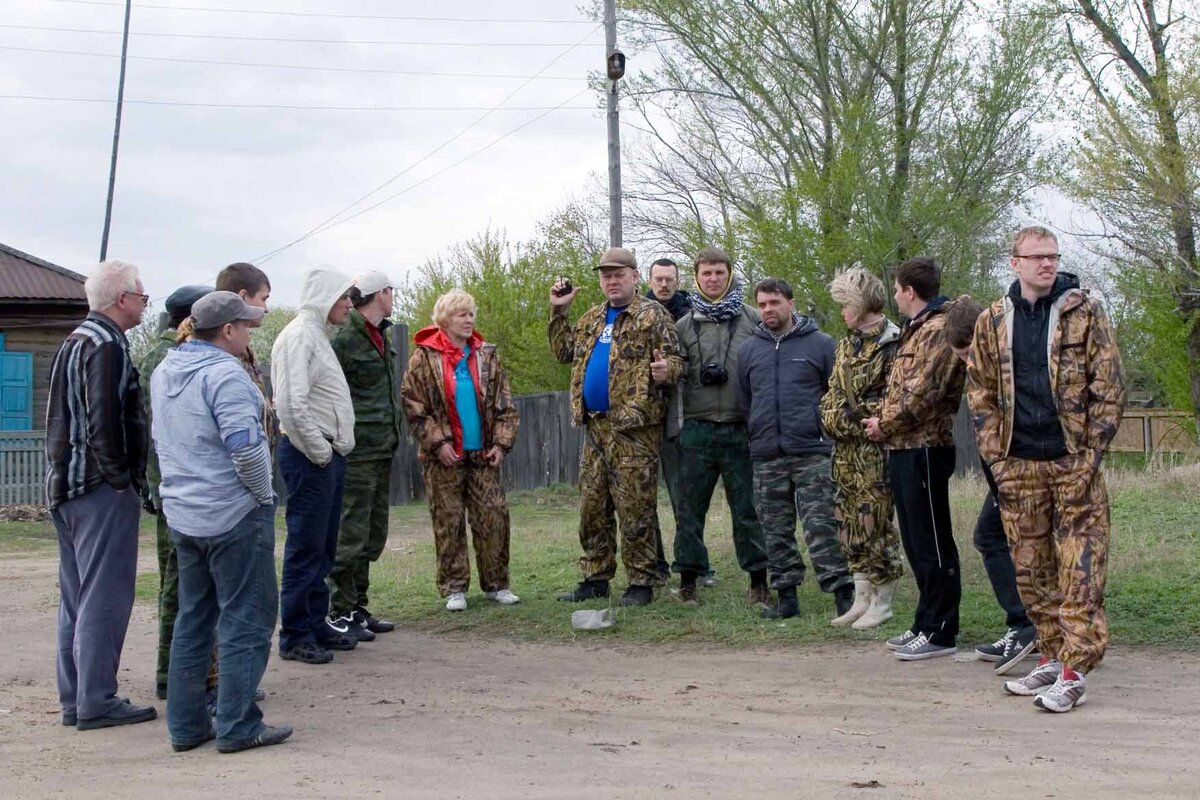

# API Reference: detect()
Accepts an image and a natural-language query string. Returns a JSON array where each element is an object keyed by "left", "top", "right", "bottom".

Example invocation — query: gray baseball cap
[{"left": 191, "top": 290, "right": 266, "bottom": 329}]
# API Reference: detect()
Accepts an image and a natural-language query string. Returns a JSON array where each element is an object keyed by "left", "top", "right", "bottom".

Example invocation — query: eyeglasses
[
  {"left": 1014, "top": 253, "right": 1061, "bottom": 263},
  {"left": 123, "top": 291, "right": 150, "bottom": 305}
]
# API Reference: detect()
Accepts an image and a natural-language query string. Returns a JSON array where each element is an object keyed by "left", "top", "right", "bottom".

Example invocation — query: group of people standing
[
  {"left": 550, "top": 225, "right": 1125, "bottom": 714},
  {"left": 45, "top": 260, "right": 520, "bottom": 752},
  {"left": 43, "top": 221, "right": 1124, "bottom": 760}
]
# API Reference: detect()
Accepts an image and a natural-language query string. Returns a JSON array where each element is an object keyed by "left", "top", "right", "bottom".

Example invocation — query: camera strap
[{"left": 689, "top": 310, "right": 739, "bottom": 369}]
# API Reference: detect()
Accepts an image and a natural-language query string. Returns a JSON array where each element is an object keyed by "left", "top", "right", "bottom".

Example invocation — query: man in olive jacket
[{"left": 328, "top": 271, "right": 400, "bottom": 638}]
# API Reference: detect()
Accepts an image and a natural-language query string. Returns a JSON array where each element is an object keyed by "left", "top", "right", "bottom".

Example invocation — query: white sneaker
[
  {"left": 1004, "top": 658, "right": 1061, "bottom": 696},
  {"left": 1034, "top": 671, "right": 1087, "bottom": 712},
  {"left": 445, "top": 592, "right": 467, "bottom": 612},
  {"left": 484, "top": 589, "right": 521, "bottom": 605}
]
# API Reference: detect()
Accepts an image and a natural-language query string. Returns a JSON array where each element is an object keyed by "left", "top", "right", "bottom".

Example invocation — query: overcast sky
[{"left": 1, "top": 0, "right": 620, "bottom": 307}]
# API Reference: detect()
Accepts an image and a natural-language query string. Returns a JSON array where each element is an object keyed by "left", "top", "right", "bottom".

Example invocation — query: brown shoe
[
  {"left": 747, "top": 585, "right": 771, "bottom": 609},
  {"left": 675, "top": 584, "right": 699, "bottom": 607}
]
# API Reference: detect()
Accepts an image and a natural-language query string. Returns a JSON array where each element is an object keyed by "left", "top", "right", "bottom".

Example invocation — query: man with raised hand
[
  {"left": 550, "top": 247, "right": 683, "bottom": 606},
  {"left": 968, "top": 226, "right": 1126, "bottom": 712}
]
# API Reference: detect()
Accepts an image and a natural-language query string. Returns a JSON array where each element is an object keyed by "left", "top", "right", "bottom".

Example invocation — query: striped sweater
[{"left": 45, "top": 312, "right": 147, "bottom": 508}]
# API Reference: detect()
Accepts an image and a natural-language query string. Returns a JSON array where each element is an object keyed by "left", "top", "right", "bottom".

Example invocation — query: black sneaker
[
  {"left": 279, "top": 641, "right": 333, "bottom": 664},
  {"left": 318, "top": 616, "right": 361, "bottom": 649},
  {"left": 993, "top": 628, "right": 1038, "bottom": 675},
  {"left": 76, "top": 700, "right": 157, "bottom": 730},
  {"left": 331, "top": 613, "right": 375, "bottom": 642},
  {"left": 557, "top": 579, "right": 610, "bottom": 602},
  {"left": 354, "top": 606, "right": 395, "bottom": 634},
  {"left": 217, "top": 724, "right": 294, "bottom": 754},
  {"left": 620, "top": 585, "right": 654, "bottom": 606}
]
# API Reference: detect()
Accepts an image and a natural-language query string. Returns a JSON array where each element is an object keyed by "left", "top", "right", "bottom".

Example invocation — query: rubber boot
[
  {"left": 852, "top": 579, "right": 897, "bottom": 629},
  {"left": 762, "top": 585, "right": 798, "bottom": 619},
  {"left": 831, "top": 574, "right": 873, "bottom": 626}
]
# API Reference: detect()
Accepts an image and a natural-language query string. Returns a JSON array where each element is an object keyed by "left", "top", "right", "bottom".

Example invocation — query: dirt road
[{"left": 2, "top": 554, "right": 1197, "bottom": 799}]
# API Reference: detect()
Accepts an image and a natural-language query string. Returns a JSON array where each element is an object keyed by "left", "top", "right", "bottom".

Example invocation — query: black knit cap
[{"left": 164, "top": 285, "right": 213, "bottom": 318}]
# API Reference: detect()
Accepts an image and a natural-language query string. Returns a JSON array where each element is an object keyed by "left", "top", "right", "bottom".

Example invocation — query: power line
[
  {"left": 255, "top": 24, "right": 603, "bottom": 262},
  {"left": 0, "top": 24, "right": 600, "bottom": 46},
  {"left": 258, "top": 86, "right": 594, "bottom": 263},
  {"left": 0, "top": 44, "right": 584, "bottom": 81},
  {"left": 0, "top": 94, "right": 596, "bottom": 112},
  {"left": 48, "top": 0, "right": 597, "bottom": 25}
]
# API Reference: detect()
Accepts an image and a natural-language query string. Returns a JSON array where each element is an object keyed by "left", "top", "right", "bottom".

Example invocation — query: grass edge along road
[{"left": 2, "top": 464, "right": 1197, "bottom": 651}]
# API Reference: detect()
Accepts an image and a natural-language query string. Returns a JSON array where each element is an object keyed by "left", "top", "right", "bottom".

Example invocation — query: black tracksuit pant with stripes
[{"left": 888, "top": 446, "right": 961, "bottom": 646}]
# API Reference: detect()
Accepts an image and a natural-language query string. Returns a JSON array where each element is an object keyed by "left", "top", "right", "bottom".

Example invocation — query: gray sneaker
[
  {"left": 1034, "top": 672, "right": 1087, "bottom": 712},
  {"left": 886, "top": 629, "right": 918, "bottom": 651},
  {"left": 1004, "top": 658, "right": 1061, "bottom": 696},
  {"left": 893, "top": 632, "right": 956, "bottom": 661}
]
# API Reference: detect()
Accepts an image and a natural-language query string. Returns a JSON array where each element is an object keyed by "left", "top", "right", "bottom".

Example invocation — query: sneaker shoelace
[
  {"left": 993, "top": 629, "right": 1018, "bottom": 649},
  {"left": 904, "top": 632, "right": 931, "bottom": 651}
]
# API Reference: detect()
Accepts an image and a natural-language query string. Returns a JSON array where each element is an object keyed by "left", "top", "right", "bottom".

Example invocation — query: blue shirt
[
  {"left": 454, "top": 345, "right": 483, "bottom": 451},
  {"left": 583, "top": 305, "right": 624, "bottom": 413}
]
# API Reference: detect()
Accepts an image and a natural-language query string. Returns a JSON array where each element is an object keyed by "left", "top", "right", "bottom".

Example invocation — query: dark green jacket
[
  {"left": 138, "top": 328, "right": 179, "bottom": 510},
  {"left": 332, "top": 310, "right": 400, "bottom": 461}
]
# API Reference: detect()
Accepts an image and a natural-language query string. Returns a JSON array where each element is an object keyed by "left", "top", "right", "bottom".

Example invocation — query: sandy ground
[{"left": 2, "top": 554, "right": 1198, "bottom": 800}]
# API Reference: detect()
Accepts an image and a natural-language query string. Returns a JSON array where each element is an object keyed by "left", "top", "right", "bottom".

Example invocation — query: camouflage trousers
[
  {"left": 423, "top": 453, "right": 511, "bottom": 597},
  {"left": 577, "top": 418, "right": 662, "bottom": 587},
  {"left": 752, "top": 454, "right": 852, "bottom": 592},
  {"left": 993, "top": 451, "right": 1110, "bottom": 672},
  {"left": 672, "top": 420, "right": 767, "bottom": 576},
  {"left": 328, "top": 457, "right": 393, "bottom": 616},
  {"left": 831, "top": 443, "right": 904, "bottom": 585}
]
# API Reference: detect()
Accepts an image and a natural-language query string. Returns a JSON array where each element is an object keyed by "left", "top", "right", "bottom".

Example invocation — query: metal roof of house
[{"left": 0, "top": 242, "right": 88, "bottom": 302}]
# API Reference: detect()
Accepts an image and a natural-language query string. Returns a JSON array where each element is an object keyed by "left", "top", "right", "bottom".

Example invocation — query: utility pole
[
  {"left": 604, "top": 0, "right": 625, "bottom": 247},
  {"left": 99, "top": 0, "right": 132, "bottom": 262}
]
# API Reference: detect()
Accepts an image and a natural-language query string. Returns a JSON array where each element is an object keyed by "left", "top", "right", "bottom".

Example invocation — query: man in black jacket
[{"left": 736, "top": 278, "right": 853, "bottom": 619}]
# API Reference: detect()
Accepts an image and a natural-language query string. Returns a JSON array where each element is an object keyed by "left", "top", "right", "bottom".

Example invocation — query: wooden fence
[{"left": 0, "top": 431, "right": 47, "bottom": 505}]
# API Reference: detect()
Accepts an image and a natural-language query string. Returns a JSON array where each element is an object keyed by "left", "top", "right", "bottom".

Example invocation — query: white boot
[
  {"left": 831, "top": 574, "right": 873, "bottom": 626},
  {"left": 852, "top": 579, "right": 897, "bottom": 629}
]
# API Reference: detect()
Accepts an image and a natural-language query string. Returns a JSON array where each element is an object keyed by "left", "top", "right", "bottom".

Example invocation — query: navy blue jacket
[{"left": 736, "top": 314, "right": 836, "bottom": 461}]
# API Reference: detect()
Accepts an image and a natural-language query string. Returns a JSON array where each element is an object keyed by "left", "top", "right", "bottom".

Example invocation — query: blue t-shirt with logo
[
  {"left": 582, "top": 305, "right": 624, "bottom": 413},
  {"left": 454, "top": 345, "right": 483, "bottom": 451}
]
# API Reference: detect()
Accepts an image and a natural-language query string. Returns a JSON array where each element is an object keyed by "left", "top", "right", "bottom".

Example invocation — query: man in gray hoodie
[{"left": 152, "top": 291, "right": 291, "bottom": 753}]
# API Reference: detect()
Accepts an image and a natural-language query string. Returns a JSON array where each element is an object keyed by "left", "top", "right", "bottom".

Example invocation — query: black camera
[{"left": 700, "top": 363, "right": 728, "bottom": 386}]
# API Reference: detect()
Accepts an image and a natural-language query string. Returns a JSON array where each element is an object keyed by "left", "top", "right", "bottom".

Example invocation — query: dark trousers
[
  {"left": 889, "top": 446, "right": 960, "bottom": 646},
  {"left": 53, "top": 483, "right": 141, "bottom": 720},
  {"left": 974, "top": 491, "right": 1032, "bottom": 632},
  {"left": 278, "top": 436, "right": 346, "bottom": 651},
  {"left": 168, "top": 505, "right": 278, "bottom": 748}
]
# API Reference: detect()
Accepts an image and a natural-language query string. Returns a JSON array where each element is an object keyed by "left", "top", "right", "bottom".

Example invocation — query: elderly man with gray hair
[{"left": 46, "top": 259, "right": 154, "bottom": 730}]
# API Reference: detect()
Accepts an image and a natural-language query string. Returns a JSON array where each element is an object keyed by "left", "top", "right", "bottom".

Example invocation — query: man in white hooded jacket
[{"left": 271, "top": 267, "right": 357, "bottom": 664}]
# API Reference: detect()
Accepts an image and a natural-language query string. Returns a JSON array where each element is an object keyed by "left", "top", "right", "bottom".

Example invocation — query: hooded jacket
[
  {"left": 736, "top": 314, "right": 837, "bottom": 461},
  {"left": 402, "top": 326, "right": 518, "bottom": 458},
  {"left": 271, "top": 268, "right": 356, "bottom": 465},
  {"left": 549, "top": 293, "right": 683, "bottom": 431},
  {"left": 151, "top": 341, "right": 270, "bottom": 537},
  {"left": 332, "top": 309, "right": 400, "bottom": 461},
  {"left": 877, "top": 297, "right": 965, "bottom": 449},
  {"left": 677, "top": 304, "right": 760, "bottom": 422},
  {"left": 967, "top": 273, "right": 1127, "bottom": 466}
]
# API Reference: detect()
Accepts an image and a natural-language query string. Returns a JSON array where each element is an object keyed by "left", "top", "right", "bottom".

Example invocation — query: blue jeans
[
  {"left": 278, "top": 436, "right": 347, "bottom": 651},
  {"left": 168, "top": 504, "right": 278, "bottom": 748}
]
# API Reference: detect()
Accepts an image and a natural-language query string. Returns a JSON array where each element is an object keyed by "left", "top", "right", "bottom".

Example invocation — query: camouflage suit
[
  {"left": 968, "top": 282, "right": 1126, "bottom": 672},
  {"left": 549, "top": 294, "right": 683, "bottom": 587},
  {"left": 819, "top": 318, "right": 905, "bottom": 586},
  {"left": 402, "top": 329, "right": 519, "bottom": 596}
]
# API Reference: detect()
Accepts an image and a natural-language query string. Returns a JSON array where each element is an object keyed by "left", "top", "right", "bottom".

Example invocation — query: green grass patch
[{"left": 5, "top": 465, "right": 1198, "bottom": 651}]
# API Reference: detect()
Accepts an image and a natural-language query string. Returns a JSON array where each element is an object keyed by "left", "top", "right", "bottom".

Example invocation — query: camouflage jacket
[
  {"left": 549, "top": 293, "right": 683, "bottom": 431},
  {"left": 821, "top": 318, "right": 901, "bottom": 443},
  {"left": 401, "top": 332, "right": 519, "bottom": 458},
  {"left": 878, "top": 298, "right": 965, "bottom": 449},
  {"left": 967, "top": 286, "right": 1126, "bottom": 466},
  {"left": 137, "top": 328, "right": 178, "bottom": 510}
]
